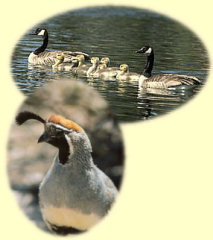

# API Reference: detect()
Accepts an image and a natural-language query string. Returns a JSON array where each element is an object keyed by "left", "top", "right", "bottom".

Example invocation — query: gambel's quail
[{"left": 16, "top": 111, "right": 118, "bottom": 235}]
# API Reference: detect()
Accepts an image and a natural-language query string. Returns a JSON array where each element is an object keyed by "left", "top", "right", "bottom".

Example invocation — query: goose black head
[
  {"left": 30, "top": 28, "right": 48, "bottom": 37},
  {"left": 136, "top": 45, "right": 153, "bottom": 55}
]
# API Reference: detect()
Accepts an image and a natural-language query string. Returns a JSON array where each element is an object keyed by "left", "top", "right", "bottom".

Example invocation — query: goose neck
[
  {"left": 33, "top": 32, "right": 49, "bottom": 55},
  {"left": 78, "top": 61, "right": 83, "bottom": 67},
  {"left": 143, "top": 52, "right": 154, "bottom": 77}
]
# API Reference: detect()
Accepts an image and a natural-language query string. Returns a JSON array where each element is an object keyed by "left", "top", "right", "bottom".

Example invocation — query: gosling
[
  {"left": 88, "top": 57, "right": 119, "bottom": 79},
  {"left": 87, "top": 57, "right": 100, "bottom": 77},
  {"left": 97, "top": 57, "right": 110, "bottom": 70},
  {"left": 52, "top": 54, "right": 77, "bottom": 71},
  {"left": 71, "top": 55, "right": 91, "bottom": 77},
  {"left": 116, "top": 64, "right": 140, "bottom": 81}
]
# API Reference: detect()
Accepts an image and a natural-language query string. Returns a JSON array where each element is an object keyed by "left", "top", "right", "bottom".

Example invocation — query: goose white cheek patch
[
  {"left": 38, "top": 29, "right": 45, "bottom": 36},
  {"left": 145, "top": 47, "right": 152, "bottom": 54}
]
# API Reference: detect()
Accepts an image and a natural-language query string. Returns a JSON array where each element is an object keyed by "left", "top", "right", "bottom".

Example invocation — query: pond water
[{"left": 11, "top": 6, "right": 209, "bottom": 122}]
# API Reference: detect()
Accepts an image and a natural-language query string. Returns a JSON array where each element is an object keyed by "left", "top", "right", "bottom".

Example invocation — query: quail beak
[{"left": 38, "top": 132, "right": 50, "bottom": 143}]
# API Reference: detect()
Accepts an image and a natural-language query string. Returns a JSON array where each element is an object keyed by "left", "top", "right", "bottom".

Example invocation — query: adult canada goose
[
  {"left": 71, "top": 55, "right": 91, "bottom": 77},
  {"left": 136, "top": 45, "right": 201, "bottom": 89},
  {"left": 28, "top": 28, "right": 90, "bottom": 65},
  {"left": 52, "top": 54, "right": 77, "bottom": 71},
  {"left": 116, "top": 64, "right": 140, "bottom": 81}
]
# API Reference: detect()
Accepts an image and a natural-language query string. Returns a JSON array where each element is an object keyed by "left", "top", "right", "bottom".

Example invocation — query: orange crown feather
[{"left": 48, "top": 115, "right": 82, "bottom": 133}]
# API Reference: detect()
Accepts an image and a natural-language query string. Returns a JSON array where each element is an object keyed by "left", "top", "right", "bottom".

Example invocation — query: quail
[{"left": 16, "top": 111, "right": 118, "bottom": 235}]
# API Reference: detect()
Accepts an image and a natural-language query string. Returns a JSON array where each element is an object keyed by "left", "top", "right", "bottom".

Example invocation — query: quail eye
[{"left": 55, "top": 128, "right": 64, "bottom": 135}]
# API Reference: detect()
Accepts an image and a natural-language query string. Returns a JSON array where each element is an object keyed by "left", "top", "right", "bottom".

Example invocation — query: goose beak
[
  {"left": 136, "top": 48, "right": 143, "bottom": 54},
  {"left": 29, "top": 33, "right": 37, "bottom": 36},
  {"left": 29, "top": 31, "right": 37, "bottom": 35}
]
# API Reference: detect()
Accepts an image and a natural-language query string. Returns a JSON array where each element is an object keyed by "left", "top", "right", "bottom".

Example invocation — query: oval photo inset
[
  {"left": 7, "top": 80, "right": 124, "bottom": 235},
  {"left": 11, "top": 6, "right": 209, "bottom": 121}
]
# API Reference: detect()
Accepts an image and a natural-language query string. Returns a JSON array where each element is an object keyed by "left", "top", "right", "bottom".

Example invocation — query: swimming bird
[
  {"left": 28, "top": 28, "right": 90, "bottom": 66},
  {"left": 15, "top": 111, "right": 118, "bottom": 235},
  {"left": 97, "top": 68, "right": 119, "bottom": 79},
  {"left": 97, "top": 57, "right": 110, "bottom": 70},
  {"left": 71, "top": 55, "right": 91, "bottom": 77},
  {"left": 87, "top": 57, "right": 100, "bottom": 77},
  {"left": 94, "top": 57, "right": 119, "bottom": 79},
  {"left": 87, "top": 57, "right": 118, "bottom": 79},
  {"left": 52, "top": 54, "right": 77, "bottom": 71},
  {"left": 136, "top": 45, "right": 201, "bottom": 89},
  {"left": 116, "top": 64, "right": 140, "bottom": 81}
]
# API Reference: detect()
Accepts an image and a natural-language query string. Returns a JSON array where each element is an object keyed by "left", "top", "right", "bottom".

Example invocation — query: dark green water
[{"left": 11, "top": 6, "right": 209, "bottom": 122}]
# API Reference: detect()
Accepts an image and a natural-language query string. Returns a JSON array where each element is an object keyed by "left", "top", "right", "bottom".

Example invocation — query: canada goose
[
  {"left": 136, "top": 45, "right": 201, "bottom": 89},
  {"left": 116, "top": 64, "right": 140, "bottom": 81},
  {"left": 97, "top": 68, "right": 119, "bottom": 79},
  {"left": 94, "top": 57, "right": 119, "bottom": 79},
  {"left": 87, "top": 57, "right": 118, "bottom": 79},
  {"left": 52, "top": 54, "right": 77, "bottom": 71},
  {"left": 71, "top": 55, "right": 91, "bottom": 77},
  {"left": 97, "top": 57, "right": 110, "bottom": 70},
  {"left": 87, "top": 57, "right": 100, "bottom": 77},
  {"left": 28, "top": 28, "right": 90, "bottom": 66}
]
